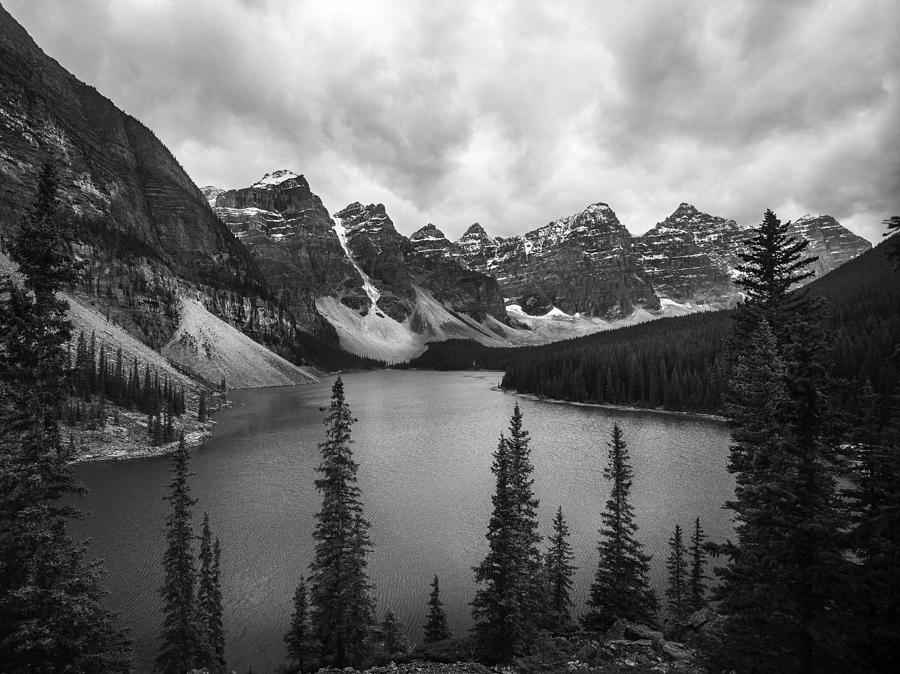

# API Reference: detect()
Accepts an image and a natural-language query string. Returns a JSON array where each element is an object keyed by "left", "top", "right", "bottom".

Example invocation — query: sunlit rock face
[
  {"left": 788, "top": 214, "right": 871, "bottom": 279},
  {"left": 636, "top": 203, "right": 746, "bottom": 306}
]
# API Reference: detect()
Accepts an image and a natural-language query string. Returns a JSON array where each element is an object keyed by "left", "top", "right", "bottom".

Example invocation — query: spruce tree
[
  {"left": 688, "top": 517, "right": 707, "bottom": 612},
  {"left": 197, "top": 512, "right": 226, "bottom": 673},
  {"left": 424, "top": 575, "right": 450, "bottom": 643},
  {"left": 714, "top": 209, "right": 852, "bottom": 672},
  {"left": 665, "top": 524, "right": 688, "bottom": 623},
  {"left": 157, "top": 435, "right": 202, "bottom": 673},
  {"left": 583, "top": 423, "right": 657, "bottom": 630},
  {"left": 308, "top": 377, "right": 375, "bottom": 668},
  {"left": 379, "top": 611, "right": 407, "bottom": 658},
  {"left": 285, "top": 577, "right": 317, "bottom": 673},
  {"left": 0, "top": 163, "right": 130, "bottom": 671},
  {"left": 545, "top": 505, "right": 576, "bottom": 626},
  {"left": 471, "top": 404, "right": 543, "bottom": 663}
]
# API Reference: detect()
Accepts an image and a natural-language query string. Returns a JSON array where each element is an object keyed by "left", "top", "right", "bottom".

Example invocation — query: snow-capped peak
[{"left": 252, "top": 170, "right": 301, "bottom": 188}]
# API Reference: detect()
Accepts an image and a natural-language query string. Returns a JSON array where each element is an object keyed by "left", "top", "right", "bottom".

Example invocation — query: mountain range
[
  {"left": 0, "top": 4, "right": 872, "bottom": 370},
  {"left": 204, "top": 172, "right": 869, "bottom": 360}
]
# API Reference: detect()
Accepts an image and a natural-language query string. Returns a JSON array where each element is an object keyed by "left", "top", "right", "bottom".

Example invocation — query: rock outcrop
[
  {"left": 407, "top": 223, "right": 506, "bottom": 321},
  {"left": 455, "top": 203, "right": 660, "bottom": 318},
  {"left": 636, "top": 203, "right": 745, "bottom": 306},
  {"left": 789, "top": 214, "right": 872, "bottom": 279},
  {"left": 211, "top": 170, "right": 357, "bottom": 334},
  {"left": 333, "top": 201, "right": 416, "bottom": 321}
]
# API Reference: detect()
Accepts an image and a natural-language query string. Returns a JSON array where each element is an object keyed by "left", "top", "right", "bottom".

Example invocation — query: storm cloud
[{"left": 7, "top": 0, "right": 898, "bottom": 241}]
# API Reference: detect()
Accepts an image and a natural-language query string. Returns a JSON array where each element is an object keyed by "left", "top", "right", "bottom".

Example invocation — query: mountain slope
[
  {"left": 162, "top": 297, "right": 320, "bottom": 388},
  {"left": 0, "top": 4, "right": 260, "bottom": 294}
]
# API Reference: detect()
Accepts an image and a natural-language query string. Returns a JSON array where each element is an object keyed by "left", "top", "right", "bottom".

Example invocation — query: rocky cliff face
[
  {"left": 636, "top": 203, "right": 744, "bottom": 306},
  {"left": 0, "top": 4, "right": 300, "bottom": 352},
  {"left": 407, "top": 224, "right": 505, "bottom": 321},
  {"left": 456, "top": 201, "right": 871, "bottom": 317},
  {"left": 789, "top": 214, "right": 871, "bottom": 279},
  {"left": 634, "top": 204, "right": 871, "bottom": 305},
  {"left": 210, "top": 170, "right": 357, "bottom": 334},
  {"left": 456, "top": 203, "right": 660, "bottom": 318},
  {"left": 333, "top": 201, "right": 416, "bottom": 321},
  {"left": 0, "top": 5, "right": 260, "bottom": 289}
]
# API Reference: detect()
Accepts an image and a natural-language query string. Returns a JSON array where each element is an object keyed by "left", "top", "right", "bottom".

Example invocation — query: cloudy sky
[{"left": 7, "top": 0, "right": 899, "bottom": 241}]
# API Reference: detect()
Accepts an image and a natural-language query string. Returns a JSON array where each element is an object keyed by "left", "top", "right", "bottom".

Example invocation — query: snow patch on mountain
[
  {"left": 333, "top": 222, "right": 382, "bottom": 309},
  {"left": 252, "top": 169, "right": 300, "bottom": 188},
  {"left": 315, "top": 296, "right": 424, "bottom": 363},
  {"left": 162, "top": 297, "right": 319, "bottom": 388},
  {"left": 316, "top": 286, "right": 514, "bottom": 362}
]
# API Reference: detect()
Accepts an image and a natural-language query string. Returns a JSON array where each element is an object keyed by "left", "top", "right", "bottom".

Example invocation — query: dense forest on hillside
[{"left": 411, "top": 236, "right": 900, "bottom": 415}]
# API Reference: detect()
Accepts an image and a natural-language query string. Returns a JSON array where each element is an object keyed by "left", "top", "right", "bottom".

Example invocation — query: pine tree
[
  {"left": 379, "top": 611, "right": 407, "bottom": 658},
  {"left": 285, "top": 577, "right": 317, "bottom": 673},
  {"left": 688, "top": 517, "right": 707, "bottom": 612},
  {"left": 197, "top": 512, "right": 226, "bottom": 673},
  {"left": 157, "top": 435, "right": 202, "bottom": 674},
  {"left": 583, "top": 423, "right": 658, "bottom": 630},
  {"left": 665, "top": 524, "right": 688, "bottom": 623},
  {"left": 545, "top": 505, "right": 576, "bottom": 626},
  {"left": 0, "top": 163, "right": 130, "bottom": 671},
  {"left": 308, "top": 377, "right": 375, "bottom": 667},
  {"left": 471, "top": 404, "right": 543, "bottom": 663},
  {"left": 424, "top": 575, "right": 450, "bottom": 643},
  {"left": 713, "top": 210, "right": 852, "bottom": 672}
]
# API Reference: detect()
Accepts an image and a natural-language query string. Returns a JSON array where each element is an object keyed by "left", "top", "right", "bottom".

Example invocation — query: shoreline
[{"left": 494, "top": 386, "right": 727, "bottom": 422}]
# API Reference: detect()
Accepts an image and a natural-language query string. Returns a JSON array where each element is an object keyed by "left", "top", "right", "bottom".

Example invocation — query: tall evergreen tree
[
  {"left": 285, "top": 577, "right": 317, "bottom": 673},
  {"left": 665, "top": 524, "right": 688, "bottom": 623},
  {"left": 688, "top": 517, "right": 707, "bottom": 612},
  {"left": 545, "top": 505, "right": 576, "bottom": 625},
  {"left": 197, "top": 512, "right": 225, "bottom": 674},
  {"left": 157, "top": 435, "right": 202, "bottom": 674},
  {"left": 308, "top": 377, "right": 375, "bottom": 668},
  {"left": 424, "top": 575, "right": 450, "bottom": 643},
  {"left": 583, "top": 423, "right": 658, "bottom": 629},
  {"left": 471, "top": 404, "right": 543, "bottom": 663},
  {"left": 714, "top": 209, "right": 852, "bottom": 672},
  {"left": 0, "top": 163, "right": 130, "bottom": 671}
]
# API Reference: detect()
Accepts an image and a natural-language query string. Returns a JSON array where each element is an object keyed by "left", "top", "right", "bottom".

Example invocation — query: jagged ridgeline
[
  {"left": 416, "top": 235, "right": 900, "bottom": 416},
  {"left": 0, "top": 3, "right": 874, "bottom": 369}
]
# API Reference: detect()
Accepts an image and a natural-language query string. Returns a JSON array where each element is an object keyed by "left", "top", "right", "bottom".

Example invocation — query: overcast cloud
[{"left": 7, "top": 0, "right": 898, "bottom": 241}]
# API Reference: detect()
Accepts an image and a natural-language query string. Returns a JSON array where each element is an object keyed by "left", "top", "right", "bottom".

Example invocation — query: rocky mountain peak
[
  {"left": 410, "top": 223, "right": 447, "bottom": 241},
  {"left": 250, "top": 169, "right": 306, "bottom": 190},
  {"left": 334, "top": 202, "right": 397, "bottom": 236},
  {"left": 463, "top": 222, "right": 488, "bottom": 237},
  {"left": 788, "top": 214, "right": 871, "bottom": 278},
  {"left": 200, "top": 186, "right": 224, "bottom": 206},
  {"left": 409, "top": 224, "right": 453, "bottom": 262}
]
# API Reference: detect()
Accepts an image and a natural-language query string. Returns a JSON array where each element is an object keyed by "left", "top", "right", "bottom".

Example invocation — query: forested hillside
[{"left": 413, "top": 235, "right": 899, "bottom": 415}]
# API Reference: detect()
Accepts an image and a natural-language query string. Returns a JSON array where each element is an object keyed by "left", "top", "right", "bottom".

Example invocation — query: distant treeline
[{"left": 412, "top": 237, "right": 900, "bottom": 416}]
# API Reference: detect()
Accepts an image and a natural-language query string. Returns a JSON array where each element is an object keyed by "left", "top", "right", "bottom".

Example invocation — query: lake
[{"left": 71, "top": 370, "right": 734, "bottom": 673}]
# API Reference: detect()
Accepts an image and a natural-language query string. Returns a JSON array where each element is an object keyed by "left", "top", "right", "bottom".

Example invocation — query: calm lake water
[{"left": 71, "top": 370, "right": 733, "bottom": 673}]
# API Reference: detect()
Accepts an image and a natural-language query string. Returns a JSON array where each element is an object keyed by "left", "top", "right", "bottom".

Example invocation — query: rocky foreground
[{"left": 309, "top": 616, "right": 713, "bottom": 674}]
